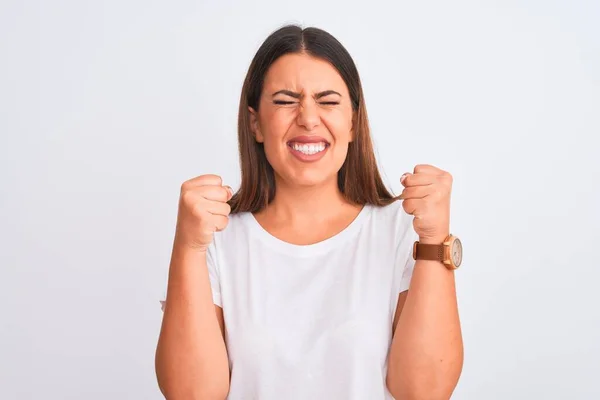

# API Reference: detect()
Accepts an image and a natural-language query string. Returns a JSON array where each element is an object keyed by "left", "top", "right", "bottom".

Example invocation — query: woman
[{"left": 156, "top": 24, "right": 463, "bottom": 399}]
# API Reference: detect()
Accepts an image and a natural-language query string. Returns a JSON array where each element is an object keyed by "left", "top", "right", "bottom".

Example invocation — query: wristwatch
[{"left": 413, "top": 234, "right": 463, "bottom": 270}]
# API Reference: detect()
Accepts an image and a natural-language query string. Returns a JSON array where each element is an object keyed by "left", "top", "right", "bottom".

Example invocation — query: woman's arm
[
  {"left": 386, "top": 256, "right": 464, "bottom": 400},
  {"left": 155, "top": 244, "right": 230, "bottom": 400}
]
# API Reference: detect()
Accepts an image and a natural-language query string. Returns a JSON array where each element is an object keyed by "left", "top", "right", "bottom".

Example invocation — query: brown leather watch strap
[{"left": 414, "top": 243, "right": 444, "bottom": 261}]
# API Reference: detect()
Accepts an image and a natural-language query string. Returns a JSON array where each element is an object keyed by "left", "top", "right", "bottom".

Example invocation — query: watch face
[{"left": 451, "top": 238, "right": 463, "bottom": 267}]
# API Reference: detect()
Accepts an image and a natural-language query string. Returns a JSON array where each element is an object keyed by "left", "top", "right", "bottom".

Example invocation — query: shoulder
[
  {"left": 212, "top": 211, "right": 251, "bottom": 248},
  {"left": 207, "top": 212, "right": 251, "bottom": 268},
  {"left": 368, "top": 200, "right": 417, "bottom": 243}
]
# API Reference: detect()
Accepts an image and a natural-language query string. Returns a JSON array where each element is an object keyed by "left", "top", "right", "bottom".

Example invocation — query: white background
[{"left": 1, "top": 0, "right": 599, "bottom": 399}]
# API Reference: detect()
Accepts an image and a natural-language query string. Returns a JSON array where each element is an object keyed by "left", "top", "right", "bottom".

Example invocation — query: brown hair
[{"left": 229, "top": 24, "right": 398, "bottom": 214}]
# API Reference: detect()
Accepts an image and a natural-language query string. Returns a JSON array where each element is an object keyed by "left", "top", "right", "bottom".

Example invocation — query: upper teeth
[{"left": 292, "top": 142, "right": 327, "bottom": 155}]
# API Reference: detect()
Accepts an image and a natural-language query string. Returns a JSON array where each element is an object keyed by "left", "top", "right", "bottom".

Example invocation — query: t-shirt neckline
[{"left": 242, "top": 204, "right": 373, "bottom": 257}]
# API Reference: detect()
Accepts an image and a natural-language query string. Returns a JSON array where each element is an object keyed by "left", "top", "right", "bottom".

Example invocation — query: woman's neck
[
  {"left": 252, "top": 175, "right": 365, "bottom": 245},
  {"left": 255, "top": 177, "right": 360, "bottom": 228}
]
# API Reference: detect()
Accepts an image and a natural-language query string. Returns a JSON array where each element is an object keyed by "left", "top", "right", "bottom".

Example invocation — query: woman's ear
[{"left": 248, "top": 106, "right": 264, "bottom": 143}]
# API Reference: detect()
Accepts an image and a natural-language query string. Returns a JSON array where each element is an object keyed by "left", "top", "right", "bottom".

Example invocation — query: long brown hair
[{"left": 229, "top": 24, "right": 397, "bottom": 214}]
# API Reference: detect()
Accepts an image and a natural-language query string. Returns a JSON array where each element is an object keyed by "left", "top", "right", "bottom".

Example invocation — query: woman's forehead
[{"left": 263, "top": 53, "right": 347, "bottom": 93}]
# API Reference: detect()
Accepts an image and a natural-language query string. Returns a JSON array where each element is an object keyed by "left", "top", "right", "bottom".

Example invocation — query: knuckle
[
  {"left": 216, "top": 216, "right": 229, "bottom": 231},
  {"left": 180, "top": 181, "right": 190, "bottom": 193},
  {"left": 181, "top": 189, "right": 195, "bottom": 206},
  {"left": 219, "top": 186, "right": 229, "bottom": 200},
  {"left": 402, "top": 199, "right": 410, "bottom": 211},
  {"left": 203, "top": 174, "right": 222, "bottom": 185}
]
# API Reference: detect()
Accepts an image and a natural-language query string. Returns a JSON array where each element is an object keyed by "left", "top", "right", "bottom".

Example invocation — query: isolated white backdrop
[{"left": 1, "top": 1, "right": 599, "bottom": 399}]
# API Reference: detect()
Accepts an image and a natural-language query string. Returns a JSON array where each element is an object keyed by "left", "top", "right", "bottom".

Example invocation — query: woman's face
[{"left": 250, "top": 52, "right": 354, "bottom": 188}]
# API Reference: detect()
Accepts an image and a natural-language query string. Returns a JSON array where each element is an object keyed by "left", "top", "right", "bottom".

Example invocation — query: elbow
[
  {"left": 157, "top": 379, "right": 228, "bottom": 400},
  {"left": 388, "top": 385, "right": 453, "bottom": 400},
  {"left": 387, "top": 348, "right": 464, "bottom": 399},
  {"left": 155, "top": 356, "right": 229, "bottom": 400},
  {"left": 387, "top": 365, "right": 463, "bottom": 400}
]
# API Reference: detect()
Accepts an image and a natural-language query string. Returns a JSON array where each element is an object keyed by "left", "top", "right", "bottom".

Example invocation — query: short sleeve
[
  {"left": 397, "top": 214, "right": 420, "bottom": 293},
  {"left": 205, "top": 240, "right": 223, "bottom": 307}
]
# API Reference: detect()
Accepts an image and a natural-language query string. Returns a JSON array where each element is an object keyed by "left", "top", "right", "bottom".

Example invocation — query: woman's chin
[{"left": 286, "top": 171, "right": 337, "bottom": 188}]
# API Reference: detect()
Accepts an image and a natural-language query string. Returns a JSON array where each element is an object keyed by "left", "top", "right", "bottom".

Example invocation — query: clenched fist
[
  {"left": 175, "top": 174, "right": 233, "bottom": 252},
  {"left": 399, "top": 164, "right": 452, "bottom": 244}
]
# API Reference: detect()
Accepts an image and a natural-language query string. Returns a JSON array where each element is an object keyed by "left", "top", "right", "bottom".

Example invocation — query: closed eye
[{"left": 273, "top": 100, "right": 340, "bottom": 106}]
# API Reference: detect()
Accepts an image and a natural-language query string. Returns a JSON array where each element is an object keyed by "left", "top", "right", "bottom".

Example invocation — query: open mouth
[{"left": 287, "top": 141, "right": 330, "bottom": 155}]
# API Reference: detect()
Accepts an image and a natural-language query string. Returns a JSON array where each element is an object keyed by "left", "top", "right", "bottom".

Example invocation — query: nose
[{"left": 296, "top": 100, "right": 321, "bottom": 131}]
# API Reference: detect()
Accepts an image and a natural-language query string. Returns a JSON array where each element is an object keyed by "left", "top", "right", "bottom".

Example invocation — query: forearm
[
  {"left": 155, "top": 244, "right": 230, "bottom": 400},
  {"left": 387, "top": 258, "right": 463, "bottom": 400}
]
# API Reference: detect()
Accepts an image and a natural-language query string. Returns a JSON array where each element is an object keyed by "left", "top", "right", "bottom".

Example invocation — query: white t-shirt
[{"left": 203, "top": 200, "right": 418, "bottom": 399}]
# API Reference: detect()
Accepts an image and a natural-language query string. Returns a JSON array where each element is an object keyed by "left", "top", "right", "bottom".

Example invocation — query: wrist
[
  {"left": 418, "top": 233, "right": 450, "bottom": 245},
  {"left": 173, "top": 239, "right": 209, "bottom": 258},
  {"left": 173, "top": 231, "right": 210, "bottom": 254}
]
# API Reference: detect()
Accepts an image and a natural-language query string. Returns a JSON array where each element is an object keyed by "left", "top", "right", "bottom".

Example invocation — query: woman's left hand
[{"left": 399, "top": 164, "right": 453, "bottom": 245}]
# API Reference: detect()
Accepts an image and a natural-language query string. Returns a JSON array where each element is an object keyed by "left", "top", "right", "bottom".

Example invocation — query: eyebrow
[{"left": 271, "top": 89, "right": 342, "bottom": 99}]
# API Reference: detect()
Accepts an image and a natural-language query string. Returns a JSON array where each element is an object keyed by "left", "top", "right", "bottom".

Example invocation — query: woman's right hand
[{"left": 174, "top": 174, "right": 233, "bottom": 252}]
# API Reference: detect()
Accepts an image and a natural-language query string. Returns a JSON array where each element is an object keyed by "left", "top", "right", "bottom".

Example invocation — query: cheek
[
  {"left": 261, "top": 108, "right": 296, "bottom": 136},
  {"left": 259, "top": 112, "right": 292, "bottom": 161},
  {"left": 322, "top": 113, "right": 353, "bottom": 142}
]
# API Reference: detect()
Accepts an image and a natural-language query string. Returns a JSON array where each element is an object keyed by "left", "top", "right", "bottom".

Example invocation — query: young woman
[{"left": 156, "top": 24, "right": 464, "bottom": 400}]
